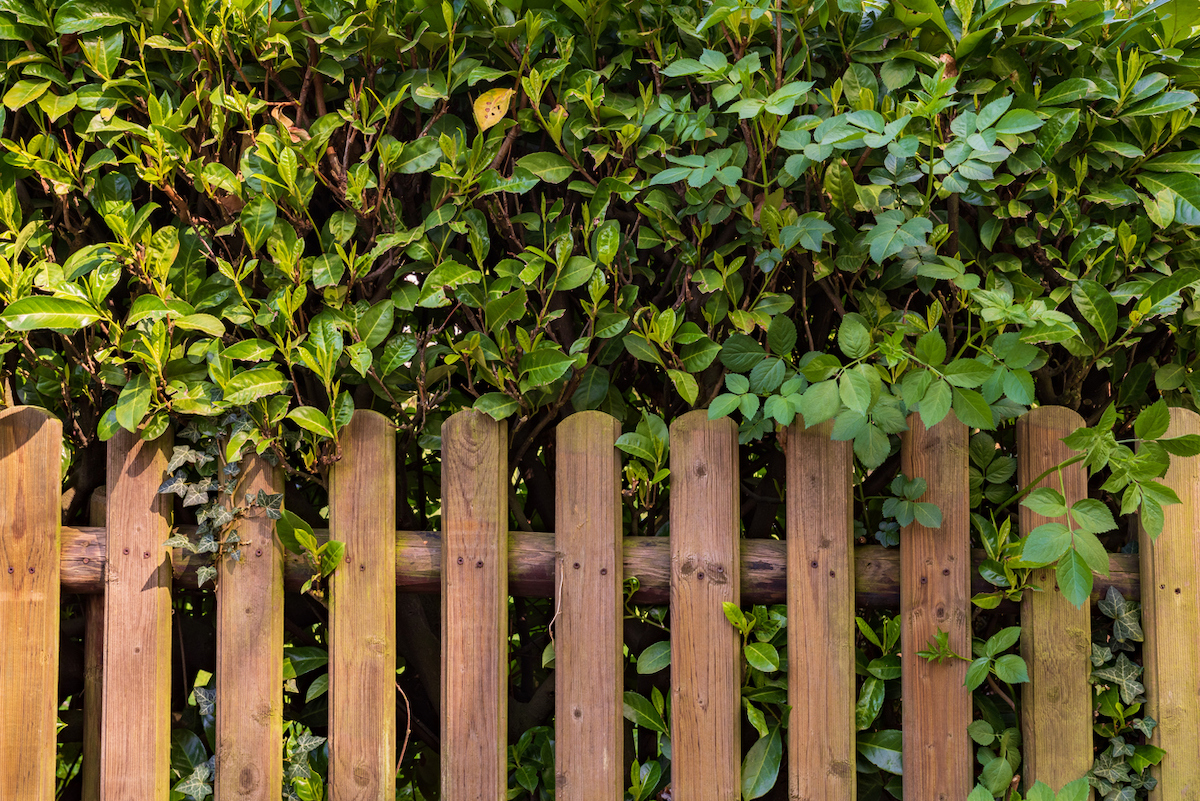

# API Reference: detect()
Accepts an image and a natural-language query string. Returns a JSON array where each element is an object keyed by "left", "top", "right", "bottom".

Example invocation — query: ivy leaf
[
  {"left": 1091, "top": 653, "right": 1145, "bottom": 705},
  {"left": 1098, "top": 587, "right": 1144, "bottom": 643}
]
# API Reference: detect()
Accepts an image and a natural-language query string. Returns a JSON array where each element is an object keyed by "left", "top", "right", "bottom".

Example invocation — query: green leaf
[
  {"left": 284, "top": 645, "right": 329, "bottom": 677},
  {"left": 288, "top": 406, "right": 335, "bottom": 438},
  {"left": 1023, "top": 487, "right": 1068, "bottom": 518},
  {"left": 993, "top": 653, "right": 1029, "bottom": 684},
  {"left": 740, "top": 727, "right": 782, "bottom": 800},
  {"left": 767, "top": 316, "right": 797, "bottom": 355},
  {"left": 319, "top": 539, "right": 345, "bottom": 577},
  {"left": 624, "top": 333, "right": 664, "bottom": 366},
  {"left": 965, "top": 656, "right": 990, "bottom": 690},
  {"left": 0, "top": 296, "right": 102, "bottom": 330},
  {"left": 854, "top": 424, "right": 890, "bottom": 468},
  {"left": 395, "top": 137, "right": 443, "bottom": 173},
  {"left": 355, "top": 300, "right": 394, "bottom": 349},
  {"left": 838, "top": 313, "right": 871, "bottom": 358},
  {"left": 980, "top": 755, "right": 1015, "bottom": 795},
  {"left": 722, "top": 334, "right": 766, "bottom": 371},
  {"left": 1022, "top": 522, "right": 1071, "bottom": 564},
  {"left": 668, "top": 369, "right": 699, "bottom": 404},
  {"left": 519, "top": 348, "right": 575, "bottom": 386},
  {"left": 1070, "top": 498, "right": 1117, "bottom": 534},
  {"left": 1099, "top": 586, "right": 1144, "bottom": 643},
  {"left": 920, "top": 379, "right": 952, "bottom": 428},
  {"left": 517, "top": 152, "right": 573, "bottom": 183},
  {"left": 1090, "top": 653, "right": 1145, "bottom": 705},
  {"left": 54, "top": 0, "right": 138, "bottom": 33},
  {"left": 636, "top": 641, "right": 671, "bottom": 674},
  {"left": 623, "top": 691, "right": 667, "bottom": 734},
  {"left": 275, "top": 509, "right": 313, "bottom": 556},
  {"left": 1056, "top": 548, "right": 1093, "bottom": 608},
  {"left": 1135, "top": 399, "right": 1170, "bottom": 440},
  {"left": 474, "top": 392, "right": 519, "bottom": 420},
  {"left": 943, "top": 358, "right": 993, "bottom": 388},
  {"left": 857, "top": 730, "right": 902, "bottom": 774},
  {"left": 240, "top": 196, "right": 277, "bottom": 252},
  {"left": 222, "top": 367, "right": 288, "bottom": 406},
  {"left": 951, "top": 387, "right": 995, "bottom": 429},
  {"left": 744, "top": 642, "right": 779, "bottom": 672},
  {"left": 1071, "top": 278, "right": 1117, "bottom": 343},
  {"left": 115, "top": 373, "right": 152, "bottom": 432},
  {"left": 995, "top": 109, "right": 1043, "bottom": 134}
]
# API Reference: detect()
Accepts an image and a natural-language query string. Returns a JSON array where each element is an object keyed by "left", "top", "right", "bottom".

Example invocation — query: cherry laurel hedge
[{"left": 3, "top": 0, "right": 1200, "bottom": 797}]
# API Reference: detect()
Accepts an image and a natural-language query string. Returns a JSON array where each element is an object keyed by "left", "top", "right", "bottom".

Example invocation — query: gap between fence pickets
[{"left": 63, "top": 507, "right": 1144, "bottom": 604}]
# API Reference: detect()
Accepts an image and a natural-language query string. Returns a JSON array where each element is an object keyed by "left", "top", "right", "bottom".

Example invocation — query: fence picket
[
  {"left": 101, "top": 429, "right": 173, "bottom": 799},
  {"left": 670, "top": 411, "right": 740, "bottom": 799},
  {"left": 901, "top": 411, "right": 972, "bottom": 799},
  {"left": 216, "top": 453, "right": 285, "bottom": 798},
  {"left": 555, "top": 412, "right": 623, "bottom": 801},
  {"left": 329, "top": 410, "right": 397, "bottom": 800},
  {"left": 0, "top": 407, "right": 62, "bottom": 799},
  {"left": 1142, "top": 407, "right": 1200, "bottom": 798},
  {"left": 1017, "top": 406, "right": 1092, "bottom": 790},
  {"left": 441, "top": 411, "right": 508, "bottom": 801},
  {"left": 787, "top": 420, "right": 855, "bottom": 799}
]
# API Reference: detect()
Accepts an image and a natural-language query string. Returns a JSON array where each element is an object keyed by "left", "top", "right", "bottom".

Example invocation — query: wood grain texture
[
  {"left": 0, "top": 406, "right": 62, "bottom": 800},
  {"left": 900, "top": 412, "right": 971, "bottom": 801},
  {"left": 1018, "top": 407, "right": 1093, "bottom": 793},
  {"left": 101, "top": 429, "right": 173, "bottom": 800},
  {"left": 1142, "top": 407, "right": 1200, "bottom": 800},
  {"left": 669, "top": 411, "right": 740, "bottom": 800},
  {"left": 554, "top": 412, "right": 623, "bottom": 801},
  {"left": 330, "top": 411, "right": 397, "bottom": 801},
  {"left": 787, "top": 421, "right": 855, "bottom": 799},
  {"left": 216, "top": 453, "right": 285, "bottom": 799},
  {"left": 441, "top": 411, "right": 507, "bottom": 801},
  {"left": 83, "top": 489, "right": 108, "bottom": 801},
  {"left": 62, "top": 527, "right": 1144, "bottom": 602}
]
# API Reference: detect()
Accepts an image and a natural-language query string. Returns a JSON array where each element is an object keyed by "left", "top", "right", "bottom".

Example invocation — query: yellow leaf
[{"left": 473, "top": 88, "right": 514, "bottom": 131}]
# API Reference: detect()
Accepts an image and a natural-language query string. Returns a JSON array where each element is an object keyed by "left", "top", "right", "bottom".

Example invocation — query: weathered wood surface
[
  {"left": 83, "top": 489, "right": 107, "bottom": 801},
  {"left": 101, "top": 429, "right": 174, "bottom": 799},
  {"left": 1143, "top": 408, "right": 1200, "bottom": 800},
  {"left": 61, "top": 525, "right": 1144, "bottom": 603},
  {"left": 441, "top": 411, "right": 507, "bottom": 801},
  {"left": 329, "top": 411, "right": 396, "bottom": 801},
  {"left": 670, "top": 411, "right": 741, "bottom": 800},
  {"left": 216, "top": 453, "right": 285, "bottom": 799},
  {"left": 0, "top": 406, "right": 62, "bottom": 799},
  {"left": 555, "top": 412, "right": 623, "bottom": 801},
  {"left": 787, "top": 421, "right": 855, "bottom": 799},
  {"left": 901, "top": 412, "right": 972, "bottom": 800},
  {"left": 1018, "top": 407, "right": 1093, "bottom": 792}
]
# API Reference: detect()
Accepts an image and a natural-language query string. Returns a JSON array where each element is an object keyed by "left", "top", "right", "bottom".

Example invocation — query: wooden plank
[
  {"left": 63, "top": 526, "right": 1145, "bottom": 603},
  {"left": 1142, "top": 407, "right": 1200, "bottom": 799},
  {"left": 83, "top": 488, "right": 108, "bottom": 801},
  {"left": 787, "top": 420, "right": 855, "bottom": 798},
  {"left": 329, "top": 410, "right": 397, "bottom": 800},
  {"left": 669, "top": 411, "right": 740, "bottom": 799},
  {"left": 0, "top": 406, "right": 63, "bottom": 799},
  {"left": 441, "top": 410, "right": 507, "bottom": 801},
  {"left": 901, "top": 411, "right": 971, "bottom": 800},
  {"left": 554, "top": 412, "right": 622, "bottom": 801},
  {"left": 1018, "top": 406, "right": 1093, "bottom": 792},
  {"left": 101, "top": 429, "right": 173, "bottom": 799},
  {"left": 216, "top": 453, "right": 285, "bottom": 798}
]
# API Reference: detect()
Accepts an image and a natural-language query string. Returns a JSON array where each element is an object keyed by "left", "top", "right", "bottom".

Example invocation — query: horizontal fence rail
[
  {"left": 0, "top": 404, "right": 1194, "bottom": 799},
  {"left": 58, "top": 523, "right": 1144, "bottom": 604}
]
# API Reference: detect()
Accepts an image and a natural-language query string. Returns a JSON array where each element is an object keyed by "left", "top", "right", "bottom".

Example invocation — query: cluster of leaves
[
  {"left": 1088, "top": 587, "right": 1163, "bottom": 800},
  {"left": 5, "top": 0, "right": 1200, "bottom": 794}
]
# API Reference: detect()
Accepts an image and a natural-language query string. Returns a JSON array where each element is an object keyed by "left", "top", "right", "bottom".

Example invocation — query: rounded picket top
[{"left": 0, "top": 405, "right": 63, "bottom": 453}]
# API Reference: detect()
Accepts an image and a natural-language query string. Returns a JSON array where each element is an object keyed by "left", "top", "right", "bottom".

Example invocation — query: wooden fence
[{"left": 1, "top": 403, "right": 1198, "bottom": 799}]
